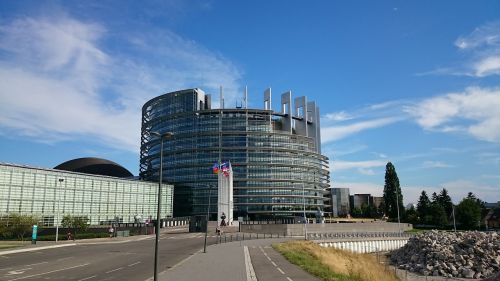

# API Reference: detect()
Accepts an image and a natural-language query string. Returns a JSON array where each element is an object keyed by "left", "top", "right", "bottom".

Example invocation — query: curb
[{"left": 0, "top": 243, "right": 76, "bottom": 256}]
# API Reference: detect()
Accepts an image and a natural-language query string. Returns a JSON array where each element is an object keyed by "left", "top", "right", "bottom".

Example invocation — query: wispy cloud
[
  {"left": 323, "top": 111, "right": 354, "bottom": 122},
  {"left": 0, "top": 15, "right": 241, "bottom": 152},
  {"left": 441, "top": 179, "right": 500, "bottom": 203},
  {"left": 321, "top": 99, "right": 408, "bottom": 144},
  {"left": 421, "top": 20, "right": 500, "bottom": 77},
  {"left": 321, "top": 117, "right": 402, "bottom": 143},
  {"left": 405, "top": 87, "right": 500, "bottom": 143},
  {"left": 422, "top": 161, "right": 454, "bottom": 169},
  {"left": 332, "top": 160, "right": 387, "bottom": 176}
]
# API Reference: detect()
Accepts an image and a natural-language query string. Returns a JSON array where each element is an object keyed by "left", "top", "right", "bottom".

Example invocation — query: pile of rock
[{"left": 390, "top": 230, "right": 499, "bottom": 279}]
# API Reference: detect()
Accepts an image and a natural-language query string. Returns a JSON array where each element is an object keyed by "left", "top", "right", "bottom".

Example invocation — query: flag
[
  {"left": 221, "top": 161, "right": 231, "bottom": 177},
  {"left": 212, "top": 162, "right": 220, "bottom": 174}
]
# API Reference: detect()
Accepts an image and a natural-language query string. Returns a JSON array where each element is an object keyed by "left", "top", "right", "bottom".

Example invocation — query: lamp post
[
  {"left": 452, "top": 204, "right": 457, "bottom": 232},
  {"left": 204, "top": 185, "right": 212, "bottom": 253},
  {"left": 395, "top": 189, "right": 401, "bottom": 236},
  {"left": 151, "top": 131, "right": 173, "bottom": 281},
  {"left": 55, "top": 178, "right": 64, "bottom": 242},
  {"left": 303, "top": 183, "right": 307, "bottom": 240}
]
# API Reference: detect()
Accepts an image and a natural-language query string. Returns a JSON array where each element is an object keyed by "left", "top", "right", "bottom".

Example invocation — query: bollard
[
  {"left": 243, "top": 233, "right": 245, "bottom": 241},
  {"left": 230, "top": 234, "right": 232, "bottom": 242},
  {"left": 224, "top": 234, "right": 227, "bottom": 243}
]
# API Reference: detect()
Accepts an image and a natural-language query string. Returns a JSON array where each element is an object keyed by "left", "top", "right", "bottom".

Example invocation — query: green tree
[
  {"left": 61, "top": 215, "right": 89, "bottom": 239},
  {"left": 428, "top": 203, "right": 447, "bottom": 228},
  {"left": 437, "top": 188, "right": 454, "bottom": 218},
  {"left": 456, "top": 197, "right": 481, "bottom": 230},
  {"left": 404, "top": 206, "right": 419, "bottom": 225},
  {"left": 4, "top": 214, "right": 38, "bottom": 241},
  {"left": 416, "top": 190, "right": 431, "bottom": 222},
  {"left": 383, "top": 162, "right": 404, "bottom": 220},
  {"left": 351, "top": 207, "right": 363, "bottom": 218}
]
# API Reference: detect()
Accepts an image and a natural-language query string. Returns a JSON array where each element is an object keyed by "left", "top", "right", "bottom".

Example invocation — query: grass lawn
[
  {"left": 273, "top": 240, "right": 399, "bottom": 281},
  {"left": 0, "top": 240, "right": 28, "bottom": 250}
]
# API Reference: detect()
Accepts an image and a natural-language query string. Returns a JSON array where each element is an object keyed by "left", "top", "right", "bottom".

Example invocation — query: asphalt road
[{"left": 0, "top": 231, "right": 217, "bottom": 281}]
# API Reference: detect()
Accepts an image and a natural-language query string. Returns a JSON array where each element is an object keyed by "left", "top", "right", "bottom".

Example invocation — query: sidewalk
[
  {"left": 156, "top": 237, "right": 300, "bottom": 281},
  {"left": 0, "top": 226, "right": 188, "bottom": 256}
]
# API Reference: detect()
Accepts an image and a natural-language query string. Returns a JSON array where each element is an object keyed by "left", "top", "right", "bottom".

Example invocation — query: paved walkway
[{"left": 157, "top": 238, "right": 320, "bottom": 281}]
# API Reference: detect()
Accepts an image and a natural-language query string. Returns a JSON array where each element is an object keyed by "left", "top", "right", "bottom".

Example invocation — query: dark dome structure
[{"left": 54, "top": 157, "right": 134, "bottom": 178}]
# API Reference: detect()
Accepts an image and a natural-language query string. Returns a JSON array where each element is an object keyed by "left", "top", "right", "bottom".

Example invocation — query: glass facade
[
  {"left": 330, "top": 188, "right": 351, "bottom": 217},
  {"left": 140, "top": 88, "right": 330, "bottom": 219},
  {"left": 0, "top": 163, "right": 173, "bottom": 226}
]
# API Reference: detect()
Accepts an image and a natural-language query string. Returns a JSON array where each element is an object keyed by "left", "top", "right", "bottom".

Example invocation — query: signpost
[{"left": 31, "top": 224, "right": 38, "bottom": 244}]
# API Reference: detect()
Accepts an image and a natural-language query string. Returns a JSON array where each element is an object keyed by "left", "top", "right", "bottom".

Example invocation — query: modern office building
[
  {"left": 351, "top": 194, "right": 372, "bottom": 210},
  {"left": 0, "top": 160, "right": 173, "bottom": 226},
  {"left": 329, "top": 188, "right": 350, "bottom": 217},
  {"left": 140, "top": 88, "right": 330, "bottom": 219}
]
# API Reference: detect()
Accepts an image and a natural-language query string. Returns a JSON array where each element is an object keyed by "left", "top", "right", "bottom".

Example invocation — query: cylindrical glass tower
[{"left": 140, "top": 88, "right": 330, "bottom": 219}]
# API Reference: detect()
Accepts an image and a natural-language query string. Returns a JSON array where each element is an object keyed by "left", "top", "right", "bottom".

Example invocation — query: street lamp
[
  {"left": 204, "top": 185, "right": 212, "bottom": 253},
  {"left": 55, "top": 178, "right": 64, "bottom": 242},
  {"left": 395, "top": 189, "right": 401, "bottom": 236},
  {"left": 303, "top": 183, "right": 307, "bottom": 240},
  {"left": 150, "top": 131, "right": 173, "bottom": 281}
]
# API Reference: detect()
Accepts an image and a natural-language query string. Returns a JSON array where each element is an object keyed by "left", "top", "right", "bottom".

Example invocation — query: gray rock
[{"left": 390, "top": 231, "right": 499, "bottom": 279}]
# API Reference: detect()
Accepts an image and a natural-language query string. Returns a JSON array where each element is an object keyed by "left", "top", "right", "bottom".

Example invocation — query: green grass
[
  {"left": 0, "top": 241, "right": 27, "bottom": 250},
  {"left": 273, "top": 241, "right": 399, "bottom": 281},
  {"left": 273, "top": 242, "right": 362, "bottom": 281}
]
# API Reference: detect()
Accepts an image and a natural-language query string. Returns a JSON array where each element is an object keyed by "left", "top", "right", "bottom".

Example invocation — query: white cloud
[
  {"left": 321, "top": 117, "right": 401, "bottom": 143},
  {"left": 454, "top": 21, "right": 500, "bottom": 50},
  {"left": 358, "top": 168, "right": 376, "bottom": 175},
  {"left": 422, "top": 21, "right": 500, "bottom": 77},
  {"left": 422, "top": 161, "right": 454, "bottom": 169},
  {"left": 323, "top": 111, "right": 354, "bottom": 121},
  {"left": 405, "top": 87, "right": 500, "bottom": 143},
  {"left": 474, "top": 56, "right": 500, "bottom": 77},
  {"left": 441, "top": 180, "right": 500, "bottom": 203},
  {"left": 332, "top": 160, "right": 387, "bottom": 171},
  {"left": 0, "top": 15, "right": 241, "bottom": 152}
]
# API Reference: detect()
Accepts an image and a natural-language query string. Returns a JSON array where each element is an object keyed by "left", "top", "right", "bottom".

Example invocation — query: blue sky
[{"left": 1, "top": 1, "right": 499, "bottom": 204}]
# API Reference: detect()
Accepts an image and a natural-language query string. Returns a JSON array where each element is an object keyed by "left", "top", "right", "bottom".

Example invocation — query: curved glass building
[{"left": 140, "top": 88, "right": 330, "bottom": 219}]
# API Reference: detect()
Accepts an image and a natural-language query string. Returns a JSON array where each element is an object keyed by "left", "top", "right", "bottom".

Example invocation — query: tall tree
[
  {"left": 437, "top": 188, "right": 454, "bottom": 218},
  {"left": 383, "top": 162, "right": 404, "bottom": 220},
  {"left": 456, "top": 197, "right": 481, "bottom": 229},
  {"left": 431, "top": 192, "right": 438, "bottom": 203},
  {"left": 416, "top": 190, "right": 431, "bottom": 221},
  {"left": 428, "top": 202, "right": 448, "bottom": 228}
]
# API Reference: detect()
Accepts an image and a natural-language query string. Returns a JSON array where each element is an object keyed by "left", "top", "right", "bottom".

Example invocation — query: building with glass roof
[
  {"left": 140, "top": 88, "right": 330, "bottom": 219},
  {"left": 0, "top": 161, "right": 173, "bottom": 226}
]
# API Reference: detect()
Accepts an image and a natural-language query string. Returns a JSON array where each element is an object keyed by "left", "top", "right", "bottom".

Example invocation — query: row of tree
[
  {"left": 382, "top": 162, "right": 484, "bottom": 229},
  {"left": 0, "top": 214, "right": 89, "bottom": 241}
]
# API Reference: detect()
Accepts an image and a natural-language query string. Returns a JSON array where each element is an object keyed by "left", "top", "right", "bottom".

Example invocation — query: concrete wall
[{"left": 241, "top": 222, "right": 412, "bottom": 236}]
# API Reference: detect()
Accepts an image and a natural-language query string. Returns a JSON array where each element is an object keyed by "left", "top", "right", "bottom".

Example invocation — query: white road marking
[
  {"left": 244, "top": 246, "right": 257, "bottom": 281},
  {"left": 266, "top": 256, "right": 271, "bottom": 261},
  {"left": 24, "top": 261, "right": 48, "bottom": 267},
  {"left": 127, "top": 261, "right": 141, "bottom": 267},
  {"left": 7, "top": 268, "right": 31, "bottom": 275},
  {"left": 277, "top": 267, "right": 285, "bottom": 274},
  {"left": 77, "top": 275, "right": 96, "bottom": 281},
  {"left": 0, "top": 244, "right": 76, "bottom": 256},
  {"left": 105, "top": 267, "right": 124, "bottom": 274},
  {"left": 287, "top": 277, "right": 293, "bottom": 281},
  {"left": 271, "top": 261, "right": 277, "bottom": 267},
  {"left": 6, "top": 263, "right": 90, "bottom": 281}
]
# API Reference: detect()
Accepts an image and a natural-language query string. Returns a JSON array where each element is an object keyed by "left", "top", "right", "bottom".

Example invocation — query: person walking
[{"left": 108, "top": 226, "right": 114, "bottom": 238}]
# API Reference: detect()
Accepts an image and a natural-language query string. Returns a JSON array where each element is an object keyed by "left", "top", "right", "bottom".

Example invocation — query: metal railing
[{"left": 307, "top": 232, "right": 414, "bottom": 240}]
